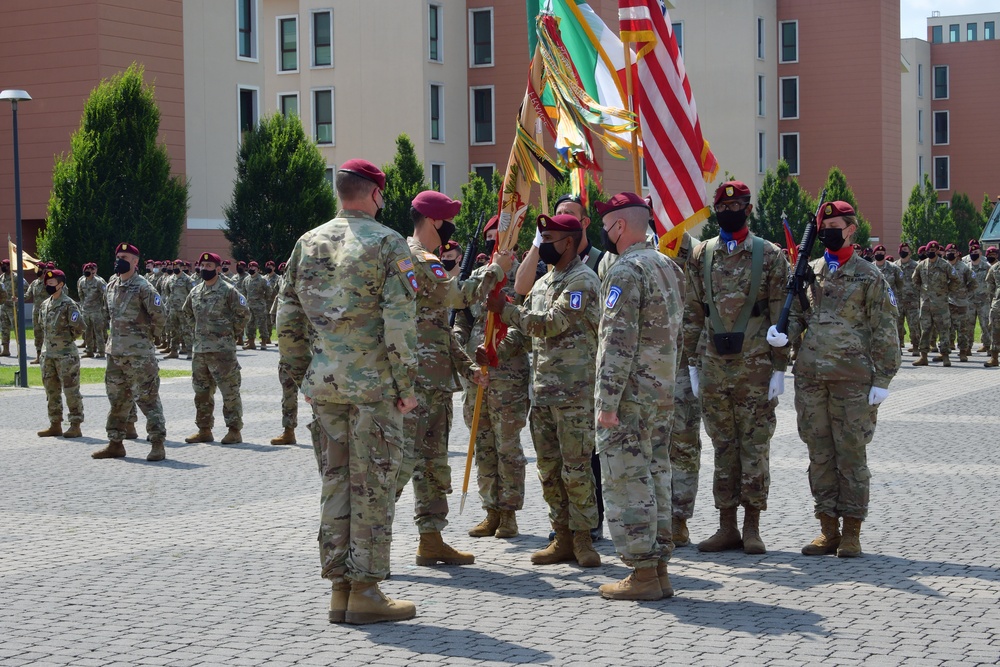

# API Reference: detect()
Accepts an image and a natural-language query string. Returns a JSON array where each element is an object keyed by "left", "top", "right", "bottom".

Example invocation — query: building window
[
  {"left": 278, "top": 16, "right": 298, "bottom": 72},
  {"left": 757, "top": 75, "right": 765, "bottom": 117},
  {"left": 757, "top": 131, "right": 766, "bottom": 174},
  {"left": 431, "top": 163, "right": 445, "bottom": 192},
  {"left": 237, "top": 0, "right": 257, "bottom": 60},
  {"left": 238, "top": 86, "right": 258, "bottom": 140},
  {"left": 313, "top": 88, "right": 334, "bottom": 145},
  {"left": 312, "top": 10, "right": 333, "bottom": 67},
  {"left": 934, "top": 156, "right": 949, "bottom": 190},
  {"left": 933, "top": 111, "right": 949, "bottom": 145},
  {"left": 917, "top": 63, "right": 923, "bottom": 97},
  {"left": 756, "top": 17, "right": 765, "bottom": 60},
  {"left": 469, "top": 8, "right": 493, "bottom": 67},
  {"left": 968, "top": 23, "right": 978, "bottom": 41},
  {"left": 949, "top": 24, "right": 959, "bottom": 42},
  {"left": 931, "top": 25, "right": 943, "bottom": 43},
  {"left": 779, "top": 21, "right": 797, "bottom": 63},
  {"left": 933, "top": 66, "right": 948, "bottom": 99},
  {"left": 986, "top": 21, "right": 995, "bottom": 40},
  {"left": 917, "top": 109, "right": 923, "bottom": 144},
  {"left": 429, "top": 3, "right": 442, "bottom": 62},
  {"left": 472, "top": 164, "right": 495, "bottom": 182},
  {"left": 470, "top": 86, "right": 494, "bottom": 145},
  {"left": 780, "top": 77, "right": 798, "bottom": 119},
  {"left": 918, "top": 155, "right": 924, "bottom": 180},
  {"left": 781, "top": 133, "right": 800, "bottom": 175},
  {"left": 430, "top": 83, "right": 443, "bottom": 142},
  {"left": 279, "top": 92, "right": 299, "bottom": 118},
  {"left": 673, "top": 22, "right": 683, "bottom": 57},
  {"left": 324, "top": 167, "right": 335, "bottom": 190}
]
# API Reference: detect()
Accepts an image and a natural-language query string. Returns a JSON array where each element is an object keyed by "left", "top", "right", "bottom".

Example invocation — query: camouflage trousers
[
  {"left": 918, "top": 298, "right": 952, "bottom": 353},
  {"left": 32, "top": 310, "right": 43, "bottom": 355},
  {"left": 83, "top": 311, "right": 107, "bottom": 356},
  {"left": 990, "top": 303, "right": 1000, "bottom": 354},
  {"left": 167, "top": 310, "right": 191, "bottom": 354},
  {"left": 530, "top": 402, "right": 599, "bottom": 532},
  {"left": 967, "top": 298, "right": 992, "bottom": 349},
  {"left": 670, "top": 367, "right": 702, "bottom": 520},
  {"left": 597, "top": 400, "right": 674, "bottom": 569},
  {"left": 277, "top": 360, "right": 299, "bottom": 429},
  {"left": 245, "top": 306, "right": 271, "bottom": 344},
  {"left": 396, "top": 385, "right": 453, "bottom": 533},
  {"left": 1, "top": 303, "right": 14, "bottom": 346},
  {"left": 898, "top": 298, "right": 921, "bottom": 348},
  {"left": 105, "top": 354, "right": 165, "bottom": 443},
  {"left": 699, "top": 355, "right": 776, "bottom": 511},
  {"left": 794, "top": 377, "right": 877, "bottom": 520},
  {"left": 310, "top": 398, "right": 403, "bottom": 583},
  {"left": 42, "top": 354, "right": 83, "bottom": 425},
  {"left": 946, "top": 303, "right": 970, "bottom": 353},
  {"left": 192, "top": 351, "right": 243, "bottom": 430},
  {"left": 462, "top": 378, "right": 529, "bottom": 511}
]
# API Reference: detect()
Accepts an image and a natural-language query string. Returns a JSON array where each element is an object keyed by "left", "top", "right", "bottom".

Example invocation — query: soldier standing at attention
[
  {"left": 944, "top": 244, "right": 976, "bottom": 362},
  {"left": 393, "top": 190, "right": 508, "bottom": 567},
  {"left": 270, "top": 263, "right": 300, "bottom": 446},
  {"left": 182, "top": 253, "right": 251, "bottom": 446},
  {"left": 487, "top": 213, "right": 603, "bottom": 569},
  {"left": 912, "top": 241, "right": 961, "bottom": 367},
  {"left": 591, "top": 193, "right": 684, "bottom": 601},
  {"left": 684, "top": 181, "right": 789, "bottom": 555},
  {"left": 36, "top": 269, "right": 86, "bottom": 439},
  {"left": 91, "top": 243, "right": 168, "bottom": 462},
  {"left": 220, "top": 260, "right": 234, "bottom": 284},
  {"left": 165, "top": 258, "right": 194, "bottom": 360},
  {"left": 264, "top": 260, "right": 279, "bottom": 334},
  {"left": 243, "top": 261, "right": 271, "bottom": 350},
  {"left": 1, "top": 258, "right": 27, "bottom": 357},
  {"left": 767, "top": 200, "right": 901, "bottom": 557},
  {"left": 984, "top": 250, "right": 1000, "bottom": 367},
  {"left": 25, "top": 263, "right": 50, "bottom": 364},
  {"left": 278, "top": 159, "right": 419, "bottom": 625},
  {"left": 873, "top": 245, "right": 904, "bottom": 337},
  {"left": 963, "top": 243, "right": 992, "bottom": 354},
  {"left": 77, "top": 263, "right": 108, "bottom": 359},
  {"left": 894, "top": 243, "right": 920, "bottom": 354}
]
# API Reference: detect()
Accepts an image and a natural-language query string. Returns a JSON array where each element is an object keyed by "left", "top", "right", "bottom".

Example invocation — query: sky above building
[{"left": 901, "top": 0, "right": 1000, "bottom": 38}]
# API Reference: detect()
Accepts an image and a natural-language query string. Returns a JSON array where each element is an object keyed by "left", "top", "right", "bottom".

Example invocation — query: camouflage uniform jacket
[
  {"left": 25, "top": 277, "right": 47, "bottom": 305},
  {"left": 876, "top": 261, "right": 904, "bottom": 298},
  {"left": 40, "top": 292, "right": 84, "bottom": 357},
  {"left": 683, "top": 232, "right": 790, "bottom": 370},
  {"left": 1, "top": 273, "right": 26, "bottom": 306},
  {"left": 182, "top": 278, "right": 251, "bottom": 353},
  {"left": 596, "top": 241, "right": 685, "bottom": 413},
  {"left": 947, "top": 260, "right": 976, "bottom": 308},
  {"left": 895, "top": 258, "right": 919, "bottom": 302},
  {"left": 913, "top": 258, "right": 961, "bottom": 302},
  {"left": 235, "top": 272, "right": 249, "bottom": 295},
  {"left": 786, "top": 252, "right": 901, "bottom": 389},
  {"left": 277, "top": 209, "right": 418, "bottom": 404},
  {"left": 76, "top": 275, "right": 108, "bottom": 314},
  {"left": 406, "top": 236, "right": 502, "bottom": 392},
  {"left": 965, "top": 260, "right": 992, "bottom": 305},
  {"left": 244, "top": 273, "right": 270, "bottom": 308},
  {"left": 500, "top": 256, "right": 600, "bottom": 407},
  {"left": 987, "top": 263, "right": 1000, "bottom": 307},
  {"left": 166, "top": 271, "right": 193, "bottom": 311},
  {"left": 105, "top": 273, "right": 165, "bottom": 356}
]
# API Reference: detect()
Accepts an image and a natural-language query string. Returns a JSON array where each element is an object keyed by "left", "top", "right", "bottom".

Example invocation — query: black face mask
[
  {"left": 174, "top": 268, "right": 181, "bottom": 275},
  {"left": 918, "top": 253, "right": 927, "bottom": 261},
  {"left": 249, "top": 269, "right": 257, "bottom": 275},
  {"left": 538, "top": 239, "right": 567, "bottom": 265},
  {"left": 237, "top": 268, "right": 245, "bottom": 275},
  {"left": 145, "top": 266, "right": 153, "bottom": 273},
  {"left": 200, "top": 269, "right": 217, "bottom": 281},
  {"left": 264, "top": 267, "right": 272, "bottom": 274},
  {"left": 988, "top": 256, "right": 998, "bottom": 264},
  {"left": 899, "top": 251, "right": 909, "bottom": 259},
  {"left": 222, "top": 267, "right": 229, "bottom": 273},
  {"left": 115, "top": 258, "right": 131, "bottom": 275},
  {"left": 484, "top": 239, "right": 496, "bottom": 257},
  {"left": 971, "top": 253, "right": 980, "bottom": 261},
  {"left": 874, "top": 254, "right": 885, "bottom": 261},
  {"left": 45, "top": 285, "right": 58, "bottom": 295},
  {"left": 716, "top": 209, "right": 748, "bottom": 234},
  {"left": 84, "top": 271, "right": 92, "bottom": 278},
  {"left": 601, "top": 222, "right": 622, "bottom": 256},
  {"left": 437, "top": 220, "right": 456, "bottom": 247},
  {"left": 946, "top": 252, "right": 956, "bottom": 260},
  {"left": 441, "top": 259, "right": 457, "bottom": 272},
  {"left": 817, "top": 228, "right": 846, "bottom": 252}
]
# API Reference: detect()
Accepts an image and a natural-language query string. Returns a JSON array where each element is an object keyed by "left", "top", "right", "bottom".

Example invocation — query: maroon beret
[
  {"left": 818, "top": 201, "right": 856, "bottom": 223},
  {"left": 537, "top": 213, "right": 582, "bottom": 233},
  {"left": 945, "top": 243, "right": 957, "bottom": 251},
  {"left": 595, "top": 192, "right": 649, "bottom": 217},
  {"left": 714, "top": 181, "right": 752, "bottom": 205},
  {"left": 987, "top": 246, "right": 998, "bottom": 253},
  {"left": 115, "top": 242, "right": 140, "bottom": 256},
  {"left": 439, "top": 241, "right": 462, "bottom": 255},
  {"left": 0, "top": 258, "right": 9, "bottom": 266},
  {"left": 926, "top": 240, "right": 940, "bottom": 249},
  {"left": 412, "top": 190, "right": 462, "bottom": 220},
  {"left": 918, "top": 245, "right": 927, "bottom": 253},
  {"left": 200, "top": 252, "right": 222, "bottom": 265},
  {"left": 483, "top": 215, "right": 500, "bottom": 236},
  {"left": 886, "top": 255, "right": 895, "bottom": 261},
  {"left": 237, "top": 260, "right": 247, "bottom": 268},
  {"left": 249, "top": 261, "right": 259, "bottom": 268},
  {"left": 265, "top": 260, "right": 275, "bottom": 267},
  {"left": 969, "top": 238, "right": 978, "bottom": 245},
  {"left": 278, "top": 262, "right": 287, "bottom": 270},
  {"left": 46, "top": 262, "right": 56, "bottom": 270},
  {"left": 173, "top": 258, "right": 184, "bottom": 264},
  {"left": 874, "top": 245, "right": 886, "bottom": 252},
  {"left": 899, "top": 243, "right": 909, "bottom": 250},
  {"left": 476, "top": 253, "right": 488, "bottom": 261},
  {"left": 339, "top": 159, "right": 386, "bottom": 190},
  {"left": 221, "top": 260, "right": 231, "bottom": 266},
  {"left": 44, "top": 269, "right": 66, "bottom": 282}
]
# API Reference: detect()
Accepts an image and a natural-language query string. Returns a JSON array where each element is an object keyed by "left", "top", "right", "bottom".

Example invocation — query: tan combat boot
[
  {"left": 802, "top": 513, "right": 841, "bottom": 555},
  {"left": 742, "top": 507, "right": 766, "bottom": 555},
  {"left": 985, "top": 352, "right": 999, "bottom": 368},
  {"left": 531, "top": 524, "right": 575, "bottom": 565},
  {"left": 259, "top": 342, "right": 267, "bottom": 351},
  {"left": 598, "top": 566, "right": 662, "bottom": 601},
  {"left": 125, "top": 424, "right": 139, "bottom": 440},
  {"left": 697, "top": 508, "right": 743, "bottom": 552},
  {"left": 656, "top": 561, "right": 675, "bottom": 598},
  {"left": 941, "top": 353, "right": 951, "bottom": 367},
  {"left": 63, "top": 423, "right": 82, "bottom": 438},
  {"left": 912, "top": 352, "right": 929, "bottom": 366},
  {"left": 415, "top": 531, "right": 475, "bottom": 565},
  {"left": 573, "top": 530, "right": 601, "bottom": 568},
  {"left": 83, "top": 351, "right": 94, "bottom": 359},
  {"left": 30, "top": 353, "right": 40, "bottom": 365},
  {"left": 221, "top": 428, "right": 243, "bottom": 445},
  {"left": 0, "top": 343, "right": 10, "bottom": 357},
  {"left": 495, "top": 510, "right": 519, "bottom": 538},
  {"left": 344, "top": 581, "right": 416, "bottom": 625},
  {"left": 164, "top": 350, "right": 179, "bottom": 359},
  {"left": 328, "top": 579, "right": 351, "bottom": 624},
  {"left": 959, "top": 351, "right": 969, "bottom": 362},
  {"left": 244, "top": 339, "right": 256, "bottom": 350},
  {"left": 672, "top": 516, "right": 690, "bottom": 547},
  {"left": 978, "top": 344, "right": 989, "bottom": 353},
  {"left": 37, "top": 422, "right": 63, "bottom": 438},
  {"left": 837, "top": 517, "right": 863, "bottom": 558},
  {"left": 185, "top": 428, "right": 213, "bottom": 443},
  {"left": 270, "top": 428, "right": 296, "bottom": 445},
  {"left": 147, "top": 441, "right": 166, "bottom": 462},
  {"left": 92, "top": 441, "right": 126, "bottom": 459},
  {"left": 931, "top": 354, "right": 944, "bottom": 362},
  {"left": 468, "top": 509, "right": 500, "bottom": 538}
]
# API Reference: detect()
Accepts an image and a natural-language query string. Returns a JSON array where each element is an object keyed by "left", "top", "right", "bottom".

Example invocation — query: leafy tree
[
  {"left": 750, "top": 160, "right": 818, "bottom": 256},
  {"left": 223, "top": 113, "right": 336, "bottom": 264},
  {"left": 380, "top": 134, "right": 427, "bottom": 238},
  {"left": 821, "top": 167, "right": 870, "bottom": 248},
  {"left": 981, "top": 193, "right": 997, "bottom": 230},
  {"left": 453, "top": 171, "right": 503, "bottom": 256},
  {"left": 39, "top": 63, "right": 188, "bottom": 295},
  {"left": 901, "top": 175, "right": 956, "bottom": 247},
  {"left": 948, "top": 192, "right": 982, "bottom": 251}
]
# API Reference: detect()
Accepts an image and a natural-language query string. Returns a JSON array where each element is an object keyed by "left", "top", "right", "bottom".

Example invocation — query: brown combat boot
[
  {"left": 531, "top": 524, "right": 575, "bottom": 565},
  {"left": 984, "top": 352, "right": 999, "bottom": 368},
  {"left": 82, "top": 351, "right": 94, "bottom": 358},
  {"left": 656, "top": 561, "right": 675, "bottom": 598},
  {"left": 163, "top": 350, "right": 179, "bottom": 359},
  {"left": 185, "top": 428, "right": 213, "bottom": 443},
  {"left": 415, "top": 531, "right": 475, "bottom": 566},
  {"left": 941, "top": 353, "right": 951, "bottom": 367},
  {"left": 344, "top": 581, "right": 416, "bottom": 625},
  {"left": 837, "top": 517, "right": 863, "bottom": 558},
  {"left": 37, "top": 422, "right": 63, "bottom": 437},
  {"left": 802, "top": 513, "right": 841, "bottom": 555},
  {"left": 63, "top": 423, "right": 82, "bottom": 438},
  {"left": 742, "top": 507, "right": 766, "bottom": 554},
  {"left": 931, "top": 354, "right": 944, "bottom": 362},
  {"left": 495, "top": 510, "right": 519, "bottom": 538},
  {"left": 468, "top": 509, "right": 500, "bottom": 537},
  {"left": 125, "top": 424, "right": 139, "bottom": 440},
  {"left": 912, "top": 352, "right": 929, "bottom": 366},
  {"left": 978, "top": 344, "right": 989, "bottom": 353},
  {"left": 672, "top": 516, "right": 690, "bottom": 547},
  {"left": 146, "top": 441, "right": 166, "bottom": 462},
  {"left": 244, "top": 339, "right": 256, "bottom": 350},
  {"left": 259, "top": 342, "right": 267, "bottom": 350},
  {"left": 328, "top": 579, "right": 351, "bottom": 624},
  {"left": 269, "top": 428, "right": 296, "bottom": 445},
  {"left": 959, "top": 351, "right": 969, "bottom": 362},
  {"left": 221, "top": 428, "right": 243, "bottom": 445},
  {"left": 92, "top": 441, "right": 126, "bottom": 459},
  {"left": 0, "top": 343, "right": 10, "bottom": 357},
  {"left": 697, "top": 508, "right": 743, "bottom": 552},
  {"left": 599, "top": 566, "right": 662, "bottom": 601},
  {"left": 573, "top": 530, "right": 601, "bottom": 568},
  {"left": 30, "top": 354, "right": 40, "bottom": 365}
]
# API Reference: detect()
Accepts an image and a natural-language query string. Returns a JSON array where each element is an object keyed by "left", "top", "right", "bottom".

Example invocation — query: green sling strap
[{"left": 703, "top": 235, "right": 764, "bottom": 355}]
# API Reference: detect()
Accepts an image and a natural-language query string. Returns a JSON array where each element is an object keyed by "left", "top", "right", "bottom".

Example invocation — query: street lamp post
[{"left": 1, "top": 89, "right": 32, "bottom": 388}]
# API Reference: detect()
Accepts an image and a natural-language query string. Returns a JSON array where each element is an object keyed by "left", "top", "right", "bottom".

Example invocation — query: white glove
[
  {"left": 767, "top": 370, "right": 785, "bottom": 400},
  {"left": 868, "top": 386, "right": 889, "bottom": 406},
  {"left": 766, "top": 325, "right": 789, "bottom": 348},
  {"left": 533, "top": 227, "right": 543, "bottom": 248},
  {"left": 688, "top": 366, "right": 700, "bottom": 398}
]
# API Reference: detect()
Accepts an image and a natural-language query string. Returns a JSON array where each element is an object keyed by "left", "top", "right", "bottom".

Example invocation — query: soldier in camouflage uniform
[
  {"left": 769, "top": 200, "right": 901, "bottom": 558},
  {"left": 874, "top": 245, "right": 904, "bottom": 334},
  {"left": 393, "top": 190, "right": 509, "bottom": 567},
  {"left": 963, "top": 244, "right": 992, "bottom": 353},
  {"left": 912, "top": 240, "right": 961, "bottom": 366},
  {"left": 1, "top": 258, "right": 27, "bottom": 357},
  {"left": 591, "top": 194, "right": 684, "bottom": 601},
  {"left": 25, "top": 263, "right": 50, "bottom": 364},
  {"left": 270, "top": 265, "right": 300, "bottom": 446},
  {"left": 488, "top": 212, "right": 603, "bottom": 568},
  {"left": 943, "top": 244, "right": 976, "bottom": 361},
  {"left": 165, "top": 258, "right": 194, "bottom": 360},
  {"left": 264, "top": 260, "right": 279, "bottom": 334},
  {"left": 36, "top": 269, "right": 86, "bottom": 439},
  {"left": 182, "top": 253, "right": 251, "bottom": 446},
  {"left": 894, "top": 243, "right": 920, "bottom": 353},
  {"left": 77, "top": 263, "right": 108, "bottom": 359},
  {"left": 684, "top": 181, "right": 789, "bottom": 555},
  {"left": 278, "top": 160, "right": 419, "bottom": 625},
  {"left": 92, "top": 243, "right": 168, "bottom": 462},
  {"left": 984, "top": 254, "right": 1000, "bottom": 367},
  {"left": 243, "top": 261, "right": 271, "bottom": 350}
]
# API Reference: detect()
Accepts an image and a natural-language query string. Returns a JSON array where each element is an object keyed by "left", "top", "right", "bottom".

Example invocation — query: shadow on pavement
[
  {"left": 121, "top": 457, "right": 208, "bottom": 470},
  {"left": 356, "top": 622, "right": 553, "bottom": 664},
  {"left": 647, "top": 596, "right": 829, "bottom": 637}
]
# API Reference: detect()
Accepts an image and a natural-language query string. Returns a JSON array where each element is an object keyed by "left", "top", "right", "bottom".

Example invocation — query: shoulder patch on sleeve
[
  {"left": 423, "top": 252, "right": 439, "bottom": 262},
  {"left": 887, "top": 287, "right": 897, "bottom": 307},
  {"left": 569, "top": 291, "right": 582, "bottom": 310},
  {"left": 406, "top": 270, "right": 419, "bottom": 290},
  {"left": 153, "top": 294, "right": 161, "bottom": 307},
  {"left": 397, "top": 258, "right": 413, "bottom": 273},
  {"left": 430, "top": 264, "right": 448, "bottom": 279},
  {"left": 606, "top": 285, "right": 622, "bottom": 309},
  {"left": 70, "top": 311, "right": 79, "bottom": 322},
  {"left": 239, "top": 294, "right": 247, "bottom": 306}
]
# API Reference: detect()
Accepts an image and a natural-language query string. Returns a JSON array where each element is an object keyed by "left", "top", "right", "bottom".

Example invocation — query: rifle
[
  {"left": 776, "top": 188, "right": 826, "bottom": 334},
  {"left": 449, "top": 212, "right": 484, "bottom": 328}
]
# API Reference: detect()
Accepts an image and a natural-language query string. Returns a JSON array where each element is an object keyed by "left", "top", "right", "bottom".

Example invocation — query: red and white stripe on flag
[{"left": 619, "top": 0, "right": 719, "bottom": 252}]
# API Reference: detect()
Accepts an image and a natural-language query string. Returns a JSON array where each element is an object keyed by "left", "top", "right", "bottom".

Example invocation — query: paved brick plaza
[{"left": 2, "top": 348, "right": 999, "bottom": 666}]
